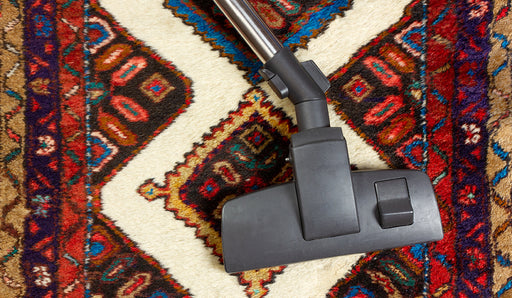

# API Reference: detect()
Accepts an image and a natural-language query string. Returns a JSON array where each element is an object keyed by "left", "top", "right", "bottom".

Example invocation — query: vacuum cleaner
[{"left": 213, "top": 0, "right": 444, "bottom": 273}]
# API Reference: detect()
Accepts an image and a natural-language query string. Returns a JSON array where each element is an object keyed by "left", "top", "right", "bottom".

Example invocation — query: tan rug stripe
[
  {"left": 0, "top": 1, "right": 29, "bottom": 297},
  {"left": 486, "top": 0, "right": 512, "bottom": 295}
]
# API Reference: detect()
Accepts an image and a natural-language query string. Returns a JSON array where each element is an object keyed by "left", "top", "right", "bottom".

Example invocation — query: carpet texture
[{"left": 1, "top": 0, "right": 512, "bottom": 296}]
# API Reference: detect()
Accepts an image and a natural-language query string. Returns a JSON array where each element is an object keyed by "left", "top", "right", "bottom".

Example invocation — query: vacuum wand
[
  {"left": 214, "top": 0, "right": 331, "bottom": 131},
  {"left": 213, "top": 0, "right": 282, "bottom": 63}
]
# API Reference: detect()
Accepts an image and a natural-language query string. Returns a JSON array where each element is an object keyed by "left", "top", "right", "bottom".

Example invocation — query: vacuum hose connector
[
  {"left": 214, "top": 0, "right": 331, "bottom": 131},
  {"left": 262, "top": 47, "right": 331, "bottom": 131}
]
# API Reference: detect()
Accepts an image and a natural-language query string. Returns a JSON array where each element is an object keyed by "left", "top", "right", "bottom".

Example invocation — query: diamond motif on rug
[
  {"left": 138, "top": 88, "right": 297, "bottom": 296},
  {"left": 327, "top": 2, "right": 424, "bottom": 168},
  {"left": 87, "top": 5, "right": 193, "bottom": 184}
]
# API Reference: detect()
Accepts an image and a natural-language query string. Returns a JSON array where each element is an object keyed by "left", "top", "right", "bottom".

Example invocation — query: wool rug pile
[{"left": 1, "top": 0, "right": 512, "bottom": 296}]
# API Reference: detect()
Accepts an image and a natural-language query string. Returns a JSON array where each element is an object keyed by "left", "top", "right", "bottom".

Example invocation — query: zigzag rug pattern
[
  {"left": 487, "top": 0, "right": 512, "bottom": 295},
  {"left": 0, "top": 0, "right": 28, "bottom": 296},
  {"left": 1, "top": 0, "right": 512, "bottom": 297},
  {"left": 165, "top": 0, "right": 352, "bottom": 83}
]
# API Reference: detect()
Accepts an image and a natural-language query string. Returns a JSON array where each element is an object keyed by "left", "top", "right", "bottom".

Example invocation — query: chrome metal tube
[{"left": 214, "top": 0, "right": 283, "bottom": 63}]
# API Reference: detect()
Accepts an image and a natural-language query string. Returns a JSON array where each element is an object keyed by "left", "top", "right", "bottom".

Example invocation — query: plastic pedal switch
[{"left": 375, "top": 178, "right": 414, "bottom": 229}]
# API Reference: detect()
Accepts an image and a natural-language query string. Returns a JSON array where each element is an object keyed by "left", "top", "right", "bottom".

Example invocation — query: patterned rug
[{"left": 1, "top": 0, "right": 512, "bottom": 296}]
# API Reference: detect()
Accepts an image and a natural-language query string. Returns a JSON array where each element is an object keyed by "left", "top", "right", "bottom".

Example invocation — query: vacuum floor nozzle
[{"left": 221, "top": 169, "right": 443, "bottom": 273}]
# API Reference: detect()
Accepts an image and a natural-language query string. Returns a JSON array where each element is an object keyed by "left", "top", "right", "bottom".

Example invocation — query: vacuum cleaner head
[
  {"left": 213, "top": 0, "right": 444, "bottom": 273},
  {"left": 222, "top": 168, "right": 443, "bottom": 273},
  {"left": 221, "top": 127, "right": 443, "bottom": 273}
]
